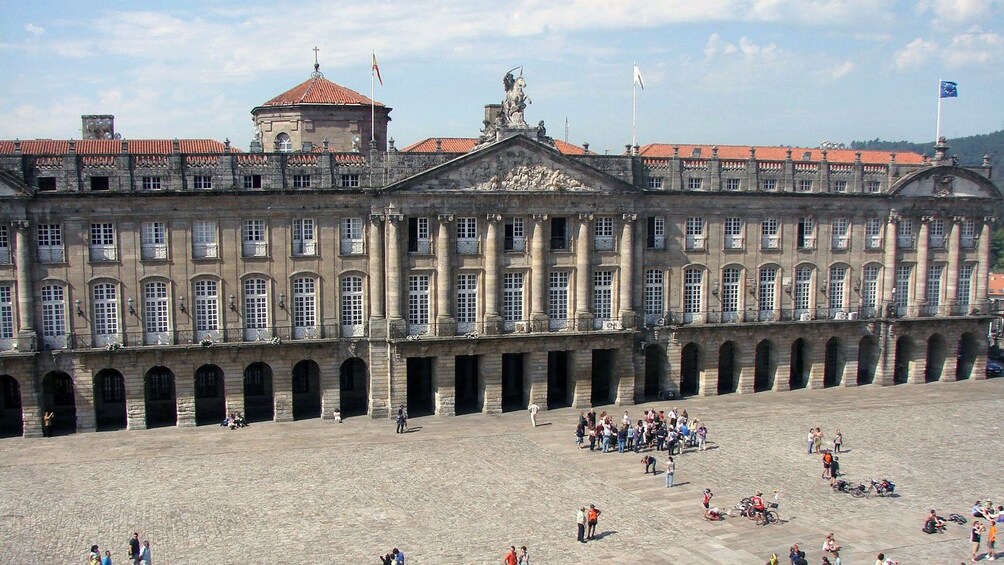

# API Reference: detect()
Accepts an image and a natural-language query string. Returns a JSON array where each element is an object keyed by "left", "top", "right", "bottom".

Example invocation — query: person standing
[
  {"left": 616, "top": 424, "right": 627, "bottom": 453},
  {"left": 973, "top": 521, "right": 986, "bottom": 563},
  {"left": 392, "top": 547, "right": 405, "bottom": 564},
  {"left": 138, "top": 541, "right": 151, "bottom": 565},
  {"left": 697, "top": 423, "right": 708, "bottom": 451},
  {"left": 528, "top": 402, "right": 540, "bottom": 427},
  {"left": 702, "top": 488, "right": 714, "bottom": 520},
  {"left": 988, "top": 520, "right": 997, "bottom": 560},
  {"left": 101, "top": 550, "right": 113, "bottom": 565},
  {"left": 395, "top": 405, "right": 406, "bottom": 433},
  {"left": 503, "top": 546, "right": 517, "bottom": 565},
  {"left": 517, "top": 546, "right": 530, "bottom": 565},
  {"left": 576, "top": 507, "right": 586, "bottom": 543},
  {"left": 586, "top": 504, "right": 601, "bottom": 540},
  {"left": 822, "top": 451, "right": 833, "bottom": 479},
  {"left": 813, "top": 428, "right": 824, "bottom": 453},
  {"left": 43, "top": 410, "right": 55, "bottom": 438},
  {"left": 128, "top": 533, "right": 140, "bottom": 564},
  {"left": 806, "top": 428, "right": 814, "bottom": 455},
  {"left": 833, "top": 429, "right": 843, "bottom": 453},
  {"left": 665, "top": 456, "right": 675, "bottom": 487}
]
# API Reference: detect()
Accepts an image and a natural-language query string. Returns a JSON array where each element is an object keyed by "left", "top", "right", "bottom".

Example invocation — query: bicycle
[{"left": 726, "top": 497, "right": 752, "bottom": 518}]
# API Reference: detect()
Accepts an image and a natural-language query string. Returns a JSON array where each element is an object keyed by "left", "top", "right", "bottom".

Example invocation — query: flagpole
[
  {"left": 371, "top": 50, "right": 376, "bottom": 143},
  {"left": 632, "top": 62, "right": 637, "bottom": 150},
  {"left": 935, "top": 79, "right": 942, "bottom": 143}
]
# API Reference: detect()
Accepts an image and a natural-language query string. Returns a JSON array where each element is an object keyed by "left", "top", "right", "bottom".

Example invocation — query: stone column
[
  {"left": 571, "top": 349, "right": 592, "bottom": 408},
  {"left": 842, "top": 340, "right": 859, "bottom": 387},
  {"left": 368, "top": 214, "right": 386, "bottom": 337},
  {"left": 699, "top": 353, "right": 718, "bottom": 397},
  {"left": 882, "top": 214, "right": 898, "bottom": 314},
  {"left": 483, "top": 215, "right": 502, "bottom": 335},
  {"left": 664, "top": 339, "right": 682, "bottom": 397},
  {"left": 72, "top": 361, "right": 96, "bottom": 432},
  {"left": 943, "top": 217, "right": 961, "bottom": 315},
  {"left": 619, "top": 214, "right": 637, "bottom": 328},
  {"left": 13, "top": 221, "right": 36, "bottom": 350},
  {"left": 125, "top": 368, "right": 147, "bottom": 430},
  {"left": 219, "top": 360, "right": 245, "bottom": 418},
  {"left": 976, "top": 217, "right": 993, "bottom": 311},
  {"left": 574, "top": 214, "right": 592, "bottom": 331},
  {"left": 481, "top": 353, "right": 502, "bottom": 414},
  {"left": 874, "top": 324, "right": 896, "bottom": 386},
  {"left": 175, "top": 368, "right": 196, "bottom": 427},
  {"left": 529, "top": 214, "right": 549, "bottom": 331},
  {"left": 807, "top": 345, "right": 827, "bottom": 389},
  {"left": 435, "top": 215, "right": 455, "bottom": 336},
  {"left": 736, "top": 342, "right": 756, "bottom": 394},
  {"left": 914, "top": 217, "right": 930, "bottom": 314},
  {"left": 385, "top": 212, "right": 405, "bottom": 336},
  {"left": 941, "top": 342, "right": 959, "bottom": 383},
  {"left": 527, "top": 350, "right": 548, "bottom": 408},
  {"left": 908, "top": 346, "right": 927, "bottom": 384},
  {"left": 434, "top": 355, "right": 456, "bottom": 416},
  {"left": 271, "top": 358, "right": 294, "bottom": 422},
  {"left": 773, "top": 344, "right": 792, "bottom": 392},
  {"left": 972, "top": 340, "right": 988, "bottom": 380},
  {"left": 320, "top": 354, "right": 340, "bottom": 419},
  {"left": 20, "top": 375, "right": 42, "bottom": 438},
  {"left": 614, "top": 347, "right": 636, "bottom": 406},
  {"left": 386, "top": 346, "right": 405, "bottom": 415}
]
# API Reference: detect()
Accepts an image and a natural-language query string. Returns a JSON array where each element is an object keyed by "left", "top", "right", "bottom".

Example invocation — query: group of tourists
[
  {"left": 378, "top": 547, "right": 405, "bottom": 564},
  {"left": 219, "top": 412, "right": 248, "bottom": 429},
  {"left": 968, "top": 500, "right": 1003, "bottom": 561},
  {"left": 87, "top": 533, "right": 151, "bottom": 565},
  {"left": 501, "top": 545, "right": 531, "bottom": 564},
  {"left": 575, "top": 407, "right": 709, "bottom": 456},
  {"left": 575, "top": 504, "right": 603, "bottom": 543}
]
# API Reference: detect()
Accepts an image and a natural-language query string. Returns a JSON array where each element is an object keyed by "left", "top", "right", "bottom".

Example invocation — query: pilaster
[
  {"left": 368, "top": 214, "right": 387, "bottom": 338},
  {"left": 574, "top": 213, "right": 593, "bottom": 331},
  {"left": 175, "top": 367, "right": 196, "bottom": 427},
  {"left": 271, "top": 359, "right": 294, "bottom": 422},
  {"left": 807, "top": 345, "right": 827, "bottom": 389},
  {"left": 699, "top": 354, "right": 718, "bottom": 397},
  {"left": 527, "top": 350, "right": 548, "bottom": 407},
  {"left": 481, "top": 353, "right": 502, "bottom": 414},
  {"left": 434, "top": 355, "right": 456, "bottom": 416},
  {"left": 842, "top": 341, "right": 859, "bottom": 387},
  {"left": 21, "top": 375, "right": 41, "bottom": 438},
  {"left": 944, "top": 217, "right": 962, "bottom": 315},
  {"left": 882, "top": 213, "right": 898, "bottom": 314},
  {"left": 915, "top": 217, "right": 930, "bottom": 311},
  {"left": 773, "top": 345, "right": 792, "bottom": 392},
  {"left": 218, "top": 360, "right": 245, "bottom": 417},
  {"left": 571, "top": 349, "right": 591, "bottom": 408},
  {"left": 124, "top": 367, "right": 147, "bottom": 430},
  {"left": 435, "top": 215, "right": 456, "bottom": 336},
  {"left": 619, "top": 214, "right": 637, "bottom": 328},
  {"left": 13, "top": 220, "right": 36, "bottom": 351},
  {"left": 385, "top": 211, "right": 405, "bottom": 337},
  {"left": 320, "top": 354, "right": 340, "bottom": 419},
  {"left": 664, "top": 339, "right": 682, "bottom": 397},
  {"left": 614, "top": 348, "right": 636, "bottom": 406},
  {"left": 72, "top": 361, "right": 96, "bottom": 432},
  {"left": 976, "top": 216, "right": 993, "bottom": 311},
  {"left": 482, "top": 214, "right": 502, "bottom": 335},
  {"left": 529, "top": 214, "right": 549, "bottom": 331},
  {"left": 736, "top": 343, "right": 756, "bottom": 394}
]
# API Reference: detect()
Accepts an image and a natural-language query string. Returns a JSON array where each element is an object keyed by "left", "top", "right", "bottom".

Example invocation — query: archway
[
  {"left": 501, "top": 353, "right": 525, "bottom": 412},
  {"left": 894, "top": 336, "right": 913, "bottom": 384},
  {"left": 956, "top": 332, "right": 979, "bottom": 380},
  {"left": 546, "top": 351, "right": 571, "bottom": 408},
  {"left": 243, "top": 362, "right": 274, "bottom": 422},
  {"left": 94, "top": 369, "right": 126, "bottom": 431},
  {"left": 754, "top": 340, "right": 776, "bottom": 392},
  {"left": 43, "top": 371, "right": 76, "bottom": 434},
  {"left": 591, "top": 349, "right": 616, "bottom": 406},
  {"left": 339, "top": 358, "right": 368, "bottom": 416},
  {"left": 0, "top": 375, "right": 22, "bottom": 437},
  {"left": 406, "top": 357, "right": 434, "bottom": 416},
  {"left": 292, "top": 360, "right": 322, "bottom": 420},
  {"left": 455, "top": 355, "right": 482, "bottom": 415},
  {"left": 824, "top": 337, "right": 844, "bottom": 388},
  {"left": 680, "top": 343, "right": 700, "bottom": 397},
  {"left": 925, "top": 334, "right": 947, "bottom": 383},
  {"left": 790, "top": 339, "right": 809, "bottom": 390},
  {"left": 857, "top": 336, "right": 879, "bottom": 385},
  {"left": 194, "top": 365, "right": 226, "bottom": 425},
  {"left": 717, "top": 342, "right": 738, "bottom": 394},
  {"left": 643, "top": 344, "right": 664, "bottom": 400},
  {"left": 145, "top": 366, "right": 177, "bottom": 428}
]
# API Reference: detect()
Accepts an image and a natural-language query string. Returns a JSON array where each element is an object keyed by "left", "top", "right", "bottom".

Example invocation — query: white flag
[{"left": 633, "top": 64, "right": 645, "bottom": 89}]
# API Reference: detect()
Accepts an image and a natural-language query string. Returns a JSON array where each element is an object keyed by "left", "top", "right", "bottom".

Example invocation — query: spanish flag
[{"left": 372, "top": 52, "right": 383, "bottom": 86}]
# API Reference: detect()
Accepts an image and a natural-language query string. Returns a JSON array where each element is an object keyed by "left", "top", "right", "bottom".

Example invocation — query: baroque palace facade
[{"left": 0, "top": 70, "right": 998, "bottom": 437}]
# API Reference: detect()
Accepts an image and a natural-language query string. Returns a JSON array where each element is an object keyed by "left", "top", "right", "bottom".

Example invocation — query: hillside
[{"left": 850, "top": 130, "right": 1003, "bottom": 181}]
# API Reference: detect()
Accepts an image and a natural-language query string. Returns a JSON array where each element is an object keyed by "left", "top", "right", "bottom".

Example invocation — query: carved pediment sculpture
[
  {"left": 933, "top": 174, "right": 954, "bottom": 197},
  {"left": 473, "top": 164, "right": 587, "bottom": 191}
]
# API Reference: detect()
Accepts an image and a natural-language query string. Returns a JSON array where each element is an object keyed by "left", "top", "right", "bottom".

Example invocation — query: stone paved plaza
[{"left": 2, "top": 379, "right": 1003, "bottom": 564}]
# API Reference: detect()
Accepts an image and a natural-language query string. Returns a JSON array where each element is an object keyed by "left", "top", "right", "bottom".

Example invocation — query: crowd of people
[
  {"left": 87, "top": 533, "right": 151, "bottom": 565},
  {"left": 575, "top": 407, "right": 709, "bottom": 457},
  {"left": 219, "top": 412, "right": 248, "bottom": 429}
]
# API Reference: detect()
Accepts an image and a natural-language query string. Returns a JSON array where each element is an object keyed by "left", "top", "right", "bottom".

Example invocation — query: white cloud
[
  {"left": 896, "top": 29, "right": 1004, "bottom": 69},
  {"left": 24, "top": 23, "right": 44, "bottom": 36},
  {"left": 828, "top": 61, "right": 855, "bottom": 79},
  {"left": 918, "top": 0, "right": 1003, "bottom": 25},
  {"left": 895, "top": 37, "right": 938, "bottom": 69}
]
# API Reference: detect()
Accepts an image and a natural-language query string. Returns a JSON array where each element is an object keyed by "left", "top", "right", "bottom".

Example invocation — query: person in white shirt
[{"left": 528, "top": 402, "right": 540, "bottom": 427}]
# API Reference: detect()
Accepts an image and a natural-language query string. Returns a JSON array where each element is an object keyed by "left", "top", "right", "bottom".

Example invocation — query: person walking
[
  {"left": 128, "top": 533, "right": 140, "bottom": 564},
  {"left": 517, "top": 545, "right": 530, "bottom": 565},
  {"left": 138, "top": 541, "right": 151, "bottom": 565},
  {"left": 528, "top": 402, "right": 540, "bottom": 427},
  {"left": 973, "top": 520, "right": 986, "bottom": 563},
  {"left": 101, "top": 550, "right": 113, "bottom": 565},
  {"left": 586, "top": 504, "right": 601, "bottom": 540},
  {"left": 503, "top": 546, "right": 517, "bottom": 565},
  {"left": 806, "top": 428, "right": 814, "bottom": 455},
  {"left": 665, "top": 456, "right": 676, "bottom": 488},
  {"left": 395, "top": 405, "right": 408, "bottom": 433},
  {"left": 576, "top": 507, "right": 586, "bottom": 543}
]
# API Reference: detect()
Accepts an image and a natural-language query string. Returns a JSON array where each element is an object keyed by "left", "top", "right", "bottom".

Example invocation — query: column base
[
  {"left": 368, "top": 317, "right": 387, "bottom": 339},
  {"left": 481, "top": 314, "right": 503, "bottom": 335},
  {"left": 387, "top": 317, "right": 407, "bottom": 339},
  {"left": 435, "top": 316, "right": 456, "bottom": 337},
  {"left": 530, "top": 312, "right": 549, "bottom": 333},
  {"left": 620, "top": 310, "right": 637, "bottom": 330},
  {"left": 574, "top": 312, "right": 594, "bottom": 332},
  {"left": 15, "top": 330, "right": 36, "bottom": 352}
]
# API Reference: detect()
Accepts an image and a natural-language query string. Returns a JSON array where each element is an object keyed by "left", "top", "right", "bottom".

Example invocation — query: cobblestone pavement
[{"left": 2, "top": 379, "right": 1003, "bottom": 564}]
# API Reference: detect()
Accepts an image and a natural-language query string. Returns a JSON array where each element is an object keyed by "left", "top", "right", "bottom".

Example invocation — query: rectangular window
[
  {"left": 797, "top": 217, "right": 815, "bottom": 249},
  {"left": 504, "top": 217, "right": 525, "bottom": 252},
  {"left": 926, "top": 264, "right": 943, "bottom": 309},
  {"left": 687, "top": 177, "right": 703, "bottom": 190},
  {"left": 0, "top": 226, "right": 9, "bottom": 264},
  {"left": 684, "top": 269, "right": 703, "bottom": 322},
  {"left": 958, "top": 264, "right": 974, "bottom": 308},
  {"left": 644, "top": 270, "right": 664, "bottom": 325},
  {"left": 341, "top": 174, "right": 360, "bottom": 188},
  {"left": 41, "top": 284, "right": 66, "bottom": 349},
  {"left": 865, "top": 180, "right": 881, "bottom": 194},
  {"left": 292, "top": 174, "right": 311, "bottom": 188},
  {"left": 292, "top": 277, "right": 317, "bottom": 337},
  {"left": 0, "top": 285, "right": 13, "bottom": 340},
  {"left": 762, "top": 178, "right": 777, "bottom": 191},
  {"left": 721, "top": 267, "right": 740, "bottom": 322},
  {"left": 37, "top": 177, "right": 56, "bottom": 192},
  {"left": 647, "top": 216, "right": 666, "bottom": 249},
  {"left": 243, "top": 175, "right": 262, "bottom": 189},
  {"left": 340, "top": 217, "right": 365, "bottom": 255},
  {"left": 797, "top": 179, "right": 813, "bottom": 192},
  {"left": 898, "top": 219, "right": 915, "bottom": 248},
  {"left": 456, "top": 217, "right": 479, "bottom": 255},
  {"left": 292, "top": 218, "right": 316, "bottom": 257},
  {"left": 456, "top": 273, "right": 478, "bottom": 330},
  {"left": 550, "top": 217, "right": 568, "bottom": 250},
  {"left": 724, "top": 217, "right": 744, "bottom": 249},
  {"left": 242, "top": 219, "right": 268, "bottom": 257},
  {"left": 408, "top": 217, "right": 431, "bottom": 254},
  {"left": 144, "top": 281, "right": 169, "bottom": 344},
  {"left": 593, "top": 271, "right": 613, "bottom": 324},
  {"left": 90, "top": 176, "right": 110, "bottom": 191},
  {"left": 895, "top": 265, "right": 911, "bottom": 313},
  {"left": 833, "top": 180, "right": 848, "bottom": 193},
  {"left": 243, "top": 278, "right": 269, "bottom": 340},
  {"left": 502, "top": 272, "right": 524, "bottom": 324},
  {"left": 961, "top": 218, "right": 976, "bottom": 248},
  {"left": 194, "top": 279, "right": 220, "bottom": 341},
  {"left": 193, "top": 175, "right": 213, "bottom": 190},
  {"left": 90, "top": 222, "right": 117, "bottom": 261},
  {"left": 831, "top": 218, "right": 849, "bottom": 250},
  {"left": 192, "top": 220, "right": 218, "bottom": 259},
  {"left": 407, "top": 275, "right": 430, "bottom": 332},
  {"left": 141, "top": 222, "right": 168, "bottom": 260},
  {"left": 686, "top": 217, "right": 705, "bottom": 250},
  {"left": 92, "top": 283, "right": 119, "bottom": 340},
  {"left": 758, "top": 267, "right": 777, "bottom": 320},
  {"left": 647, "top": 177, "right": 663, "bottom": 189},
  {"left": 724, "top": 178, "right": 741, "bottom": 191},
  {"left": 865, "top": 218, "right": 883, "bottom": 249},
  {"left": 761, "top": 218, "right": 780, "bottom": 250},
  {"left": 795, "top": 267, "right": 812, "bottom": 317},
  {"left": 340, "top": 276, "right": 364, "bottom": 335},
  {"left": 929, "top": 218, "right": 946, "bottom": 248},
  {"left": 828, "top": 266, "right": 846, "bottom": 314},
  {"left": 594, "top": 216, "right": 614, "bottom": 251},
  {"left": 548, "top": 271, "right": 570, "bottom": 327},
  {"left": 142, "top": 176, "right": 162, "bottom": 191},
  {"left": 102, "top": 371, "right": 125, "bottom": 403},
  {"left": 862, "top": 265, "right": 880, "bottom": 315},
  {"left": 37, "top": 224, "right": 64, "bottom": 263}
]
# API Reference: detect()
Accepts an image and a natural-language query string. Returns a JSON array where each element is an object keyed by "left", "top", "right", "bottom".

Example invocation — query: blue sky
[{"left": 1, "top": 0, "right": 1002, "bottom": 153}]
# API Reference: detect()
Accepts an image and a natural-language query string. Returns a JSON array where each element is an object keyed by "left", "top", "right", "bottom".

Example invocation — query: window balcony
[
  {"left": 594, "top": 236, "right": 615, "bottom": 251},
  {"left": 192, "top": 243, "right": 218, "bottom": 259},
  {"left": 961, "top": 235, "right": 976, "bottom": 249},
  {"left": 141, "top": 243, "right": 168, "bottom": 260},
  {"left": 761, "top": 236, "right": 780, "bottom": 250},
  {"left": 90, "top": 245, "right": 117, "bottom": 262},
  {"left": 292, "top": 240, "right": 317, "bottom": 257},
  {"left": 831, "top": 237, "right": 849, "bottom": 250},
  {"left": 0, "top": 248, "right": 10, "bottom": 264},
  {"left": 292, "top": 326, "right": 319, "bottom": 339},
  {"left": 144, "top": 331, "right": 173, "bottom": 346},
  {"left": 723, "top": 236, "right": 743, "bottom": 250},
  {"left": 456, "top": 239, "right": 480, "bottom": 255},
  {"left": 411, "top": 240, "right": 432, "bottom": 255},
  {"left": 548, "top": 318, "right": 570, "bottom": 331},
  {"left": 686, "top": 236, "right": 706, "bottom": 250},
  {"left": 897, "top": 235, "right": 916, "bottom": 248},
  {"left": 340, "top": 239, "right": 365, "bottom": 255},
  {"left": 242, "top": 241, "right": 268, "bottom": 258},
  {"left": 865, "top": 236, "right": 883, "bottom": 250},
  {"left": 341, "top": 323, "right": 366, "bottom": 338},
  {"left": 504, "top": 236, "right": 525, "bottom": 252}
]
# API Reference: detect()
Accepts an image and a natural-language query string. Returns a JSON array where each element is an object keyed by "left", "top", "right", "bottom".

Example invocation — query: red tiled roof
[
  {"left": 0, "top": 139, "right": 234, "bottom": 155},
  {"left": 989, "top": 273, "right": 1004, "bottom": 298},
  {"left": 639, "top": 144, "right": 925, "bottom": 165},
  {"left": 260, "top": 75, "right": 384, "bottom": 108},
  {"left": 400, "top": 137, "right": 588, "bottom": 155}
]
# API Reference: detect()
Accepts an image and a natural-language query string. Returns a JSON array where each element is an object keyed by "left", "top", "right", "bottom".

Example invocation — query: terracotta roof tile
[
  {"left": 400, "top": 137, "right": 587, "bottom": 155},
  {"left": 260, "top": 76, "right": 384, "bottom": 108},
  {"left": 989, "top": 273, "right": 1004, "bottom": 298},
  {"left": 639, "top": 143, "right": 924, "bottom": 165},
  {"left": 0, "top": 139, "right": 234, "bottom": 155}
]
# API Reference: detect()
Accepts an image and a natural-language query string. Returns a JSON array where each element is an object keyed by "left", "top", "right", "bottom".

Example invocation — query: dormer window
[{"left": 276, "top": 133, "right": 292, "bottom": 153}]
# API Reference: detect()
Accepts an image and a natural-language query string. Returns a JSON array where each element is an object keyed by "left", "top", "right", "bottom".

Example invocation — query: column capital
[
  {"left": 951, "top": 215, "right": 965, "bottom": 225},
  {"left": 888, "top": 211, "right": 900, "bottom": 224},
  {"left": 386, "top": 213, "right": 403, "bottom": 223},
  {"left": 984, "top": 216, "right": 996, "bottom": 226},
  {"left": 622, "top": 213, "right": 637, "bottom": 222},
  {"left": 437, "top": 214, "right": 454, "bottom": 223},
  {"left": 920, "top": 215, "right": 934, "bottom": 224},
  {"left": 485, "top": 213, "right": 502, "bottom": 223},
  {"left": 531, "top": 213, "right": 548, "bottom": 222},
  {"left": 11, "top": 219, "right": 29, "bottom": 230},
  {"left": 369, "top": 214, "right": 385, "bottom": 224},
  {"left": 577, "top": 212, "right": 593, "bottom": 221}
]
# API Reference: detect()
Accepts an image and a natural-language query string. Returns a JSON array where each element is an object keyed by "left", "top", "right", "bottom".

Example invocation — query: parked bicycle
[{"left": 868, "top": 478, "right": 896, "bottom": 497}]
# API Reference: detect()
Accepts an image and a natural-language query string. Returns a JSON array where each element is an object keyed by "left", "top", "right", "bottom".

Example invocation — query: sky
[{"left": 1, "top": 0, "right": 1002, "bottom": 154}]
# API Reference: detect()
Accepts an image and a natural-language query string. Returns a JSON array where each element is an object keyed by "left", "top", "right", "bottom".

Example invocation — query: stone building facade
[{"left": 0, "top": 73, "right": 998, "bottom": 438}]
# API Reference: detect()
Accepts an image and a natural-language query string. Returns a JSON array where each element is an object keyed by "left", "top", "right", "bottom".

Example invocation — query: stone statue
[{"left": 501, "top": 68, "right": 530, "bottom": 128}]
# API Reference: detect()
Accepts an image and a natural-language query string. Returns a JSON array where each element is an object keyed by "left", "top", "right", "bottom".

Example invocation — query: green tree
[{"left": 992, "top": 227, "right": 1004, "bottom": 272}]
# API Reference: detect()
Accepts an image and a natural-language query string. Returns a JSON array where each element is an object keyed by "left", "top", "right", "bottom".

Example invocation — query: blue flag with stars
[{"left": 940, "top": 81, "right": 958, "bottom": 98}]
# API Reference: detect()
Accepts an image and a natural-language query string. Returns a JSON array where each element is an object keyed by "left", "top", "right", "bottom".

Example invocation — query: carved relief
[
  {"left": 933, "top": 174, "right": 954, "bottom": 197},
  {"left": 473, "top": 164, "right": 587, "bottom": 192}
]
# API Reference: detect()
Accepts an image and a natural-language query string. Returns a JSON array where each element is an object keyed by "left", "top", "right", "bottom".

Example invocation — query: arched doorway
[
  {"left": 591, "top": 350, "right": 615, "bottom": 406},
  {"left": 790, "top": 339, "right": 809, "bottom": 390},
  {"left": 824, "top": 337, "right": 844, "bottom": 388},
  {"left": 680, "top": 343, "right": 700, "bottom": 397},
  {"left": 857, "top": 336, "right": 879, "bottom": 385},
  {"left": 501, "top": 353, "right": 525, "bottom": 412},
  {"left": 145, "top": 366, "right": 177, "bottom": 428},
  {"left": 894, "top": 336, "right": 913, "bottom": 384},
  {"left": 94, "top": 369, "right": 126, "bottom": 431},
  {"left": 754, "top": 340, "right": 776, "bottom": 392},
  {"left": 340, "top": 358, "right": 368, "bottom": 416},
  {"left": 925, "top": 334, "right": 947, "bottom": 383},
  {"left": 957, "top": 332, "right": 979, "bottom": 380},
  {"left": 292, "top": 360, "right": 322, "bottom": 420},
  {"left": 0, "top": 375, "right": 22, "bottom": 437},
  {"left": 43, "top": 371, "right": 76, "bottom": 434},
  {"left": 718, "top": 342, "right": 738, "bottom": 394},
  {"left": 546, "top": 351, "right": 571, "bottom": 409},
  {"left": 643, "top": 344, "right": 664, "bottom": 400},
  {"left": 194, "top": 365, "right": 226, "bottom": 425},
  {"left": 456, "top": 355, "right": 482, "bottom": 415},
  {"left": 243, "top": 362, "right": 274, "bottom": 422}
]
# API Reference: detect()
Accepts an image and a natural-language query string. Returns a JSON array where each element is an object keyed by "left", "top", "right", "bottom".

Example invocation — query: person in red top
[
  {"left": 750, "top": 491, "right": 766, "bottom": 525},
  {"left": 702, "top": 488, "right": 715, "bottom": 520},
  {"left": 586, "top": 504, "right": 602, "bottom": 540},
  {"left": 503, "top": 545, "right": 517, "bottom": 565}
]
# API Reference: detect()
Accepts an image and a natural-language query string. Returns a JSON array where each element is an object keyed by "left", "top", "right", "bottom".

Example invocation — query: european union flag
[{"left": 940, "top": 81, "right": 958, "bottom": 98}]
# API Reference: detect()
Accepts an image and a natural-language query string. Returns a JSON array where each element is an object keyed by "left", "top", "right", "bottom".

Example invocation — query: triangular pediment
[
  {"left": 0, "top": 170, "right": 31, "bottom": 199},
  {"left": 891, "top": 165, "right": 1001, "bottom": 199},
  {"left": 385, "top": 135, "right": 636, "bottom": 193}
]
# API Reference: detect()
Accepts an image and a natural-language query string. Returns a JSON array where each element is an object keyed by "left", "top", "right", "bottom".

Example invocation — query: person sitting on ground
[
  {"left": 923, "top": 509, "right": 945, "bottom": 534},
  {"left": 822, "top": 532, "right": 841, "bottom": 553},
  {"left": 333, "top": 408, "right": 342, "bottom": 423},
  {"left": 228, "top": 413, "right": 238, "bottom": 430},
  {"left": 236, "top": 411, "right": 247, "bottom": 427},
  {"left": 220, "top": 415, "right": 230, "bottom": 427},
  {"left": 976, "top": 500, "right": 989, "bottom": 519}
]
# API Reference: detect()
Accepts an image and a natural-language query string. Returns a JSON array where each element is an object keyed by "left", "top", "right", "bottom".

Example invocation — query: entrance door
[
  {"left": 894, "top": 336, "right": 912, "bottom": 384},
  {"left": 591, "top": 349, "right": 615, "bottom": 406},
  {"left": 547, "top": 351, "right": 570, "bottom": 408},
  {"left": 957, "top": 333, "right": 979, "bottom": 380},
  {"left": 718, "top": 342, "right": 738, "bottom": 395},
  {"left": 243, "top": 362, "right": 274, "bottom": 422},
  {"left": 145, "top": 367, "right": 177, "bottom": 428},
  {"left": 643, "top": 345, "right": 664, "bottom": 400},
  {"left": 406, "top": 357, "right": 434, "bottom": 416},
  {"left": 857, "top": 336, "right": 878, "bottom": 385},
  {"left": 455, "top": 355, "right": 481, "bottom": 415},
  {"left": 43, "top": 371, "right": 76, "bottom": 434},
  {"left": 292, "top": 360, "right": 321, "bottom": 420},
  {"left": 790, "top": 339, "right": 808, "bottom": 389},
  {"left": 194, "top": 365, "right": 226, "bottom": 425},
  {"left": 0, "top": 375, "right": 22, "bottom": 437},
  {"left": 754, "top": 340, "right": 775, "bottom": 392},
  {"left": 824, "top": 338, "right": 844, "bottom": 388},
  {"left": 501, "top": 353, "right": 525, "bottom": 412},
  {"left": 339, "top": 358, "right": 368, "bottom": 416},
  {"left": 680, "top": 343, "right": 700, "bottom": 397},
  {"left": 94, "top": 369, "right": 127, "bottom": 430}
]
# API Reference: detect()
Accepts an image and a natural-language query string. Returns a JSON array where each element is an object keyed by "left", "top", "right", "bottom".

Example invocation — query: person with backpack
[
  {"left": 822, "top": 450, "right": 834, "bottom": 479},
  {"left": 585, "top": 504, "right": 601, "bottom": 540}
]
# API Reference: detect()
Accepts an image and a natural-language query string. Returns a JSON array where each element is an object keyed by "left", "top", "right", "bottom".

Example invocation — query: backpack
[{"left": 923, "top": 519, "right": 936, "bottom": 534}]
